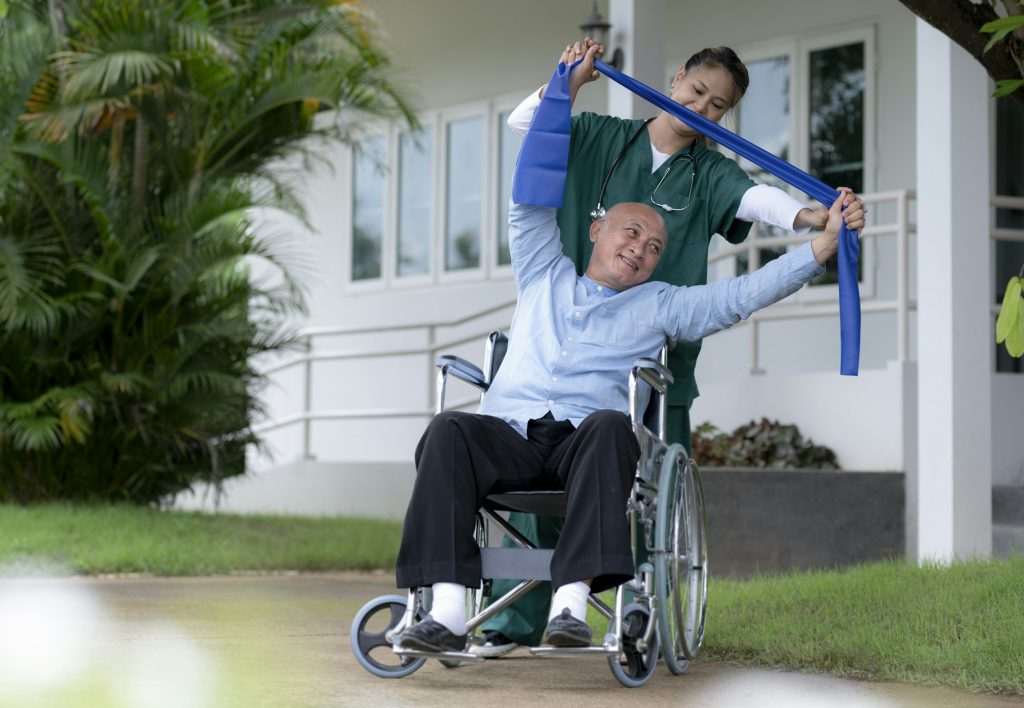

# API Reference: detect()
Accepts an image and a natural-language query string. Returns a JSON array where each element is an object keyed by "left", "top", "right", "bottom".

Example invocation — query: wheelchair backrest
[
  {"left": 483, "top": 330, "right": 508, "bottom": 385},
  {"left": 483, "top": 330, "right": 670, "bottom": 436}
]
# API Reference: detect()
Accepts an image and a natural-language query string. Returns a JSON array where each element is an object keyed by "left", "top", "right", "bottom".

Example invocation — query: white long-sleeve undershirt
[{"left": 506, "top": 88, "right": 811, "bottom": 234}]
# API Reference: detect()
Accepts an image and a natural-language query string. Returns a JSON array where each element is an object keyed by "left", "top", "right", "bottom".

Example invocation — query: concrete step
[
  {"left": 175, "top": 458, "right": 415, "bottom": 519},
  {"left": 994, "top": 524, "right": 1024, "bottom": 557},
  {"left": 993, "top": 485, "right": 1024, "bottom": 525}
]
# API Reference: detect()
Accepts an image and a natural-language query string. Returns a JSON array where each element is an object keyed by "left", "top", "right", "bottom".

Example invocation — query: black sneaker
[
  {"left": 468, "top": 630, "right": 519, "bottom": 658},
  {"left": 398, "top": 617, "right": 467, "bottom": 653},
  {"left": 543, "top": 608, "right": 592, "bottom": 647}
]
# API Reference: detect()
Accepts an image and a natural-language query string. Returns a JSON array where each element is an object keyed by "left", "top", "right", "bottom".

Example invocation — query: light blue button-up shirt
[{"left": 477, "top": 201, "right": 824, "bottom": 437}]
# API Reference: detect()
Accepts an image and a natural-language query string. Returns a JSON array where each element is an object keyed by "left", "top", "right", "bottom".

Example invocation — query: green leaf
[
  {"left": 992, "top": 79, "right": 1024, "bottom": 98},
  {"left": 980, "top": 16, "right": 1024, "bottom": 32},
  {"left": 983, "top": 28, "right": 1013, "bottom": 53},
  {"left": 1007, "top": 316, "right": 1024, "bottom": 358},
  {"left": 72, "top": 262, "right": 126, "bottom": 293},
  {"left": 8, "top": 415, "right": 63, "bottom": 452},
  {"left": 996, "top": 276, "right": 1024, "bottom": 357}
]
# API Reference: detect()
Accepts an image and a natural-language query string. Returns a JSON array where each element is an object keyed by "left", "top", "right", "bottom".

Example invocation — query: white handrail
[
  {"left": 256, "top": 188, "right": 1024, "bottom": 458},
  {"left": 712, "top": 190, "right": 918, "bottom": 373}
]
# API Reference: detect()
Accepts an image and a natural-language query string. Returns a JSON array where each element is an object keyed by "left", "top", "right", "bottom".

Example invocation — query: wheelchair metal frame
[{"left": 350, "top": 331, "right": 708, "bottom": 687}]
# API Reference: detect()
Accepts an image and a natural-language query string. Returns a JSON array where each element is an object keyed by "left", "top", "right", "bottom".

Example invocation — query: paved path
[{"left": 0, "top": 572, "right": 1020, "bottom": 707}]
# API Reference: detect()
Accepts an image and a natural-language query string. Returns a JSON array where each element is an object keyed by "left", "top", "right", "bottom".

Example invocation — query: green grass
[
  {"left": 3, "top": 504, "right": 1022, "bottom": 695},
  {"left": 701, "top": 557, "right": 1024, "bottom": 695},
  {"left": 0, "top": 503, "right": 402, "bottom": 576}
]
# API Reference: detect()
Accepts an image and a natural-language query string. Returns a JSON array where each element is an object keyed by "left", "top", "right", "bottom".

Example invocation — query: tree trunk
[
  {"left": 109, "top": 115, "right": 125, "bottom": 193},
  {"left": 896, "top": 0, "right": 1024, "bottom": 105},
  {"left": 131, "top": 115, "right": 148, "bottom": 212}
]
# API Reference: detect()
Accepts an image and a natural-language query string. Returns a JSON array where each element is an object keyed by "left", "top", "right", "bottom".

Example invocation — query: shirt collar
[{"left": 580, "top": 274, "right": 620, "bottom": 298}]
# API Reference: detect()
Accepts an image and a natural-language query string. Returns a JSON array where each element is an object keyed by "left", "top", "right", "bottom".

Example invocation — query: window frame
[
  {"left": 492, "top": 90, "right": 531, "bottom": 278},
  {"left": 393, "top": 119, "right": 438, "bottom": 288},
  {"left": 342, "top": 95, "right": 524, "bottom": 292},
  {"left": 709, "top": 25, "right": 878, "bottom": 303},
  {"left": 438, "top": 103, "right": 489, "bottom": 284},
  {"left": 346, "top": 129, "right": 391, "bottom": 293}
]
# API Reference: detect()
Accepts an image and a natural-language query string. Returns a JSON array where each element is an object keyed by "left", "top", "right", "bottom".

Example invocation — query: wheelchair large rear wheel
[
  {"left": 654, "top": 444, "right": 708, "bottom": 675},
  {"left": 607, "top": 603, "right": 659, "bottom": 688},
  {"left": 350, "top": 595, "right": 427, "bottom": 678}
]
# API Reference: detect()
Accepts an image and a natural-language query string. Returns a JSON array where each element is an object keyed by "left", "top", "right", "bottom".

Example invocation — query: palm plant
[{"left": 0, "top": 0, "right": 416, "bottom": 503}]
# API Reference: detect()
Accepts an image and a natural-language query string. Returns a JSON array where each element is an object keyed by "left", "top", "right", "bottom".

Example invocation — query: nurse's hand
[
  {"left": 562, "top": 38, "right": 603, "bottom": 102},
  {"left": 811, "top": 189, "right": 864, "bottom": 265},
  {"left": 794, "top": 189, "right": 866, "bottom": 232}
]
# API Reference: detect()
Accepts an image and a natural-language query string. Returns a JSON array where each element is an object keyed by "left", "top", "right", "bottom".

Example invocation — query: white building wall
[{"left": 195, "top": 1, "right": 1024, "bottom": 515}]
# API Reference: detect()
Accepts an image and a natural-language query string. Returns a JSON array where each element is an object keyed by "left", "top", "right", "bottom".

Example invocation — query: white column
[
  {"left": 606, "top": 0, "right": 666, "bottom": 119},
  {"left": 914, "top": 19, "right": 992, "bottom": 561}
]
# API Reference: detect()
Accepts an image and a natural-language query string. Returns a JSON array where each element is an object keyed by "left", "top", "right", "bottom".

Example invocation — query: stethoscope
[{"left": 590, "top": 118, "right": 698, "bottom": 221}]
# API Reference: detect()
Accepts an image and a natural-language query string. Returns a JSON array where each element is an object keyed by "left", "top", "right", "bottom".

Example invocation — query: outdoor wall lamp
[{"left": 579, "top": 2, "right": 623, "bottom": 70}]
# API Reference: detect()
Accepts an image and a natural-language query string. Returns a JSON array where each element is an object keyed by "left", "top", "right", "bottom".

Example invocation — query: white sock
[
  {"left": 430, "top": 582, "right": 467, "bottom": 636},
  {"left": 549, "top": 581, "right": 590, "bottom": 622}
]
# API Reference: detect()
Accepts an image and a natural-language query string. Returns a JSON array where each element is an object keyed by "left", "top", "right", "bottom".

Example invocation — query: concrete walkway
[{"left": 0, "top": 572, "right": 1020, "bottom": 708}]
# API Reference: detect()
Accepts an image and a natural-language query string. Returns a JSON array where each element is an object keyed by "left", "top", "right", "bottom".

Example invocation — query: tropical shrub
[
  {"left": 0, "top": 0, "right": 415, "bottom": 503},
  {"left": 692, "top": 418, "right": 840, "bottom": 469}
]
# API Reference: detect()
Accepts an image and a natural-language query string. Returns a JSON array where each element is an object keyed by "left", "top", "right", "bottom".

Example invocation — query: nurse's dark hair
[{"left": 684, "top": 46, "right": 750, "bottom": 104}]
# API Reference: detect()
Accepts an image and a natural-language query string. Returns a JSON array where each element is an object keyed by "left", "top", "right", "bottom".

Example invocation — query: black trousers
[{"left": 395, "top": 410, "right": 639, "bottom": 594}]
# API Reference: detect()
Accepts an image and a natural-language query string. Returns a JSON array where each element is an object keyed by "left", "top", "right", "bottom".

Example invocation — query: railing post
[
  {"left": 748, "top": 223, "right": 762, "bottom": 273},
  {"left": 749, "top": 319, "right": 764, "bottom": 375},
  {"left": 897, "top": 191, "right": 909, "bottom": 362},
  {"left": 302, "top": 334, "right": 313, "bottom": 459},
  {"left": 427, "top": 324, "right": 437, "bottom": 413},
  {"left": 749, "top": 225, "right": 763, "bottom": 375}
]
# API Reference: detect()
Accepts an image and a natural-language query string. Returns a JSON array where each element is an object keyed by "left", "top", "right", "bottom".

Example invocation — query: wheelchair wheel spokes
[
  {"left": 607, "top": 603, "right": 659, "bottom": 688},
  {"left": 350, "top": 595, "right": 427, "bottom": 679},
  {"left": 655, "top": 445, "right": 709, "bottom": 675},
  {"left": 679, "top": 460, "right": 708, "bottom": 660}
]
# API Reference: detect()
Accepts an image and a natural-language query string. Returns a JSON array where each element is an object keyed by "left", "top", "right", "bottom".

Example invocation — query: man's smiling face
[{"left": 586, "top": 202, "right": 667, "bottom": 291}]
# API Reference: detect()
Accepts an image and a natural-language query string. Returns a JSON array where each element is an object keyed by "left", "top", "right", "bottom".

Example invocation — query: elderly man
[{"left": 393, "top": 179, "right": 863, "bottom": 653}]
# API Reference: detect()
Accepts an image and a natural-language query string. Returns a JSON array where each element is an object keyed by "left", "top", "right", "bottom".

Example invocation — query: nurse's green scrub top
[{"left": 558, "top": 112, "right": 755, "bottom": 423}]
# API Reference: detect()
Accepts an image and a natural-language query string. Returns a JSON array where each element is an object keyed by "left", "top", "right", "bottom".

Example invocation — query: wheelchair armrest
[
  {"left": 631, "top": 358, "right": 674, "bottom": 395},
  {"left": 436, "top": 355, "right": 488, "bottom": 391}
]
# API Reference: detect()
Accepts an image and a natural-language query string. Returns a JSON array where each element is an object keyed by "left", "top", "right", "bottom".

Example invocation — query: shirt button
[
  {"left": 547, "top": 399, "right": 554, "bottom": 406},
  {"left": 574, "top": 311, "right": 582, "bottom": 319},
  {"left": 552, "top": 375, "right": 558, "bottom": 381},
  {"left": 561, "top": 350, "right": 567, "bottom": 356},
  {"left": 597, "top": 285, "right": 604, "bottom": 292}
]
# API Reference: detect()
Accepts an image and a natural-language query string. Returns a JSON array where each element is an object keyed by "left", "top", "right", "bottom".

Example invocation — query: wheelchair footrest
[
  {"left": 529, "top": 645, "right": 618, "bottom": 657},
  {"left": 393, "top": 647, "right": 485, "bottom": 663}
]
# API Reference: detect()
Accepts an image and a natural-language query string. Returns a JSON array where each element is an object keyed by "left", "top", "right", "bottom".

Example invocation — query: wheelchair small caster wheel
[
  {"left": 350, "top": 595, "right": 426, "bottom": 678},
  {"left": 608, "top": 603, "right": 659, "bottom": 688},
  {"left": 439, "top": 658, "right": 462, "bottom": 669}
]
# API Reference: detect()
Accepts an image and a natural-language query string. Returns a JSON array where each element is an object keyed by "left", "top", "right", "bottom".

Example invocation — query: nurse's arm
[{"left": 507, "top": 39, "right": 603, "bottom": 136}]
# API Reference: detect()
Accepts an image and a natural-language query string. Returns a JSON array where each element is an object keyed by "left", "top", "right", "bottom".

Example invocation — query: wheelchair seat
[{"left": 483, "top": 490, "right": 567, "bottom": 517}]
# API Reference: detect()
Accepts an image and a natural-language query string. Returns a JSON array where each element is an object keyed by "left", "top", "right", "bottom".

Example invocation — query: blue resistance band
[{"left": 512, "top": 58, "right": 861, "bottom": 376}]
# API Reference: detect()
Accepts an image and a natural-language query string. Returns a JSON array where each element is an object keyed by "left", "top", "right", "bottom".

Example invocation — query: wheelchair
[{"left": 350, "top": 332, "right": 708, "bottom": 688}]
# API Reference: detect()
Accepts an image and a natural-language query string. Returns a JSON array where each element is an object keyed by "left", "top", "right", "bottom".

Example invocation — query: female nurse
[{"left": 473, "top": 39, "right": 866, "bottom": 657}]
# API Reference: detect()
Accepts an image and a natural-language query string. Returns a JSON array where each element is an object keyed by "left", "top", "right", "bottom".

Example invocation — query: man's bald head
[{"left": 586, "top": 202, "right": 669, "bottom": 291}]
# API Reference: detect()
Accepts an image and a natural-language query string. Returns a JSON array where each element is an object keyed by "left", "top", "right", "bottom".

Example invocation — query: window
[
  {"left": 345, "top": 98, "right": 522, "bottom": 287},
  {"left": 735, "top": 55, "right": 792, "bottom": 273},
  {"left": 729, "top": 30, "right": 873, "bottom": 287},
  {"left": 807, "top": 40, "right": 866, "bottom": 285},
  {"left": 351, "top": 136, "right": 386, "bottom": 281},
  {"left": 397, "top": 129, "right": 432, "bottom": 277},
  {"left": 808, "top": 42, "right": 865, "bottom": 193},
  {"left": 995, "top": 96, "right": 1024, "bottom": 374},
  {"left": 445, "top": 117, "right": 484, "bottom": 271}
]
